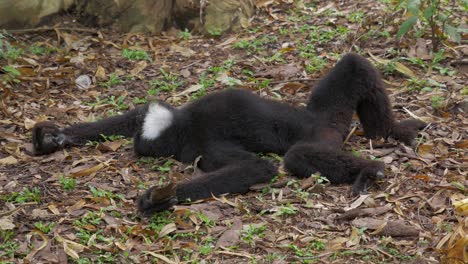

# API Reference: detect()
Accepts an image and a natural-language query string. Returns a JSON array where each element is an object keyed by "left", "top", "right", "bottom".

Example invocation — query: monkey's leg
[
  {"left": 284, "top": 141, "right": 384, "bottom": 195},
  {"left": 32, "top": 105, "right": 148, "bottom": 155},
  {"left": 137, "top": 142, "right": 277, "bottom": 215},
  {"left": 306, "top": 53, "right": 425, "bottom": 145}
]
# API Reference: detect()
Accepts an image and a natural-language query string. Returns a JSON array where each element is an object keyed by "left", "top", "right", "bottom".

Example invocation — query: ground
[{"left": 0, "top": 1, "right": 467, "bottom": 264}]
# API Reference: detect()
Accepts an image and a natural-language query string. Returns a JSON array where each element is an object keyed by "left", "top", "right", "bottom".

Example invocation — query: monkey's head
[{"left": 32, "top": 121, "right": 66, "bottom": 155}]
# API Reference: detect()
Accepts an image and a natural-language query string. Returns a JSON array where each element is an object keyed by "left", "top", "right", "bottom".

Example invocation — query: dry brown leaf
[
  {"left": 216, "top": 217, "right": 242, "bottom": 248},
  {"left": 68, "top": 163, "right": 105, "bottom": 177},
  {"left": 170, "top": 44, "right": 195, "bottom": 57},
  {"left": 345, "top": 194, "right": 370, "bottom": 211},
  {"left": 0, "top": 217, "right": 15, "bottom": 230},
  {"left": 24, "top": 117, "right": 36, "bottom": 130},
  {"left": 352, "top": 218, "right": 419, "bottom": 237},
  {"left": 0, "top": 156, "right": 18, "bottom": 165},
  {"left": 369, "top": 53, "right": 415, "bottom": 78},
  {"left": 418, "top": 144, "right": 436, "bottom": 160},
  {"left": 67, "top": 199, "right": 86, "bottom": 213},
  {"left": 255, "top": 64, "right": 300, "bottom": 80},
  {"left": 143, "top": 251, "right": 177, "bottom": 264},
  {"left": 452, "top": 198, "right": 468, "bottom": 216},
  {"left": 174, "top": 84, "right": 203, "bottom": 97},
  {"left": 346, "top": 226, "right": 361, "bottom": 247},
  {"left": 158, "top": 223, "right": 177, "bottom": 238},
  {"left": 95, "top": 65, "right": 107, "bottom": 80},
  {"left": 130, "top": 60, "right": 148, "bottom": 76},
  {"left": 98, "top": 140, "right": 125, "bottom": 152},
  {"left": 445, "top": 236, "right": 468, "bottom": 263},
  {"left": 24, "top": 231, "right": 49, "bottom": 262},
  {"left": 48, "top": 204, "right": 60, "bottom": 215},
  {"left": 454, "top": 140, "right": 468, "bottom": 149}
]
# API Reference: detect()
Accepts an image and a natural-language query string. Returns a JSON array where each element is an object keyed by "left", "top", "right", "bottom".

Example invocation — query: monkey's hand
[
  {"left": 137, "top": 183, "right": 178, "bottom": 216},
  {"left": 351, "top": 164, "right": 385, "bottom": 195},
  {"left": 32, "top": 121, "right": 67, "bottom": 155}
]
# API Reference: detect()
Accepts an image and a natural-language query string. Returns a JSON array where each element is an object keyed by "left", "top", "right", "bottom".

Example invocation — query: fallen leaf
[
  {"left": 130, "top": 60, "right": 148, "bottom": 76},
  {"left": 170, "top": 44, "right": 195, "bottom": 57},
  {"left": 95, "top": 65, "right": 107, "bottom": 80},
  {"left": 24, "top": 231, "right": 49, "bottom": 262},
  {"left": 0, "top": 156, "right": 18, "bottom": 165},
  {"left": 98, "top": 140, "right": 125, "bottom": 152},
  {"left": 452, "top": 198, "right": 468, "bottom": 216},
  {"left": 144, "top": 251, "right": 177, "bottom": 264},
  {"left": 174, "top": 84, "right": 203, "bottom": 97},
  {"left": 158, "top": 223, "right": 177, "bottom": 238},
  {"left": 68, "top": 163, "right": 105, "bottom": 177},
  {"left": 0, "top": 217, "right": 15, "bottom": 230},
  {"left": 369, "top": 53, "right": 415, "bottom": 78},
  {"left": 216, "top": 72, "right": 243, "bottom": 86},
  {"left": 216, "top": 217, "right": 242, "bottom": 248}
]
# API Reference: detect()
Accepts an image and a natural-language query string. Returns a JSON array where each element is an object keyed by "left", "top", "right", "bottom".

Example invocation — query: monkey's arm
[{"left": 32, "top": 106, "right": 147, "bottom": 155}]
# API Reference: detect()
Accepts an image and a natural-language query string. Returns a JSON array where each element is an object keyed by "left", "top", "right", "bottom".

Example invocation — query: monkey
[{"left": 32, "top": 54, "right": 426, "bottom": 215}]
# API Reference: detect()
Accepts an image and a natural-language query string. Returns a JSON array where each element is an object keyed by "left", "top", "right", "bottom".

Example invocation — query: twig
[
  {"left": 181, "top": 60, "right": 202, "bottom": 69},
  {"left": 270, "top": 78, "right": 318, "bottom": 84},
  {"left": 342, "top": 125, "right": 358, "bottom": 147},
  {"left": 0, "top": 202, "right": 37, "bottom": 217},
  {"left": 7, "top": 27, "right": 98, "bottom": 34}
]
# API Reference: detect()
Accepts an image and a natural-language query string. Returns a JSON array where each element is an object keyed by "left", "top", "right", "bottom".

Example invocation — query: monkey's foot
[
  {"left": 137, "top": 183, "right": 178, "bottom": 215},
  {"left": 392, "top": 119, "right": 427, "bottom": 146}
]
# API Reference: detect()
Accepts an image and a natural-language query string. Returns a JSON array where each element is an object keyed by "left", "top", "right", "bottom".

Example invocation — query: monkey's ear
[
  {"left": 137, "top": 182, "right": 177, "bottom": 216},
  {"left": 32, "top": 121, "right": 65, "bottom": 155}
]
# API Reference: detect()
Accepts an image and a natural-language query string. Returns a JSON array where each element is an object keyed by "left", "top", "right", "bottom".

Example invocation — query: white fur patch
[{"left": 141, "top": 103, "right": 173, "bottom": 140}]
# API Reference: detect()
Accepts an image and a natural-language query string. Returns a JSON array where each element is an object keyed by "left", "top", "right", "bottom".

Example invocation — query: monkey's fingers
[{"left": 137, "top": 182, "right": 177, "bottom": 215}]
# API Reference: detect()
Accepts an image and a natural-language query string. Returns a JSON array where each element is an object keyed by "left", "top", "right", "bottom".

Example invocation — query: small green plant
[
  {"left": 28, "top": 43, "right": 56, "bottom": 55},
  {"left": 199, "top": 236, "right": 215, "bottom": 255},
  {"left": 191, "top": 72, "right": 214, "bottom": 99},
  {"left": 396, "top": 0, "right": 463, "bottom": 51},
  {"left": 275, "top": 203, "right": 299, "bottom": 217},
  {"left": 148, "top": 69, "right": 184, "bottom": 95},
  {"left": 241, "top": 224, "right": 266, "bottom": 245},
  {"left": 198, "top": 212, "right": 215, "bottom": 228},
  {"left": 1, "top": 65, "right": 21, "bottom": 85},
  {"left": 100, "top": 134, "right": 123, "bottom": 141},
  {"left": 76, "top": 229, "right": 107, "bottom": 245},
  {"left": 88, "top": 95, "right": 129, "bottom": 112},
  {"left": 132, "top": 97, "right": 148, "bottom": 105},
  {"left": 34, "top": 221, "right": 55, "bottom": 233},
  {"left": 287, "top": 243, "right": 314, "bottom": 259},
  {"left": 0, "top": 230, "right": 18, "bottom": 259},
  {"left": 0, "top": 34, "right": 23, "bottom": 61},
  {"left": 349, "top": 11, "right": 365, "bottom": 23},
  {"left": 99, "top": 73, "right": 122, "bottom": 88},
  {"left": 264, "top": 52, "right": 286, "bottom": 64},
  {"left": 304, "top": 56, "right": 327, "bottom": 74},
  {"left": 122, "top": 48, "right": 151, "bottom": 61},
  {"left": 73, "top": 210, "right": 103, "bottom": 228},
  {"left": 156, "top": 160, "right": 173, "bottom": 173},
  {"left": 430, "top": 95, "right": 445, "bottom": 109},
  {"left": 59, "top": 175, "right": 76, "bottom": 191},
  {"left": 149, "top": 211, "right": 174, "bottom": 232},
  {"left": 207, "top": 28, "right": 223, "bottom": 36},
  {"left": 89, "top": 185, "right": 124, "bottom": 201},
  {"left": 5, "top": 187, "right": 41, "bottom": 203},
  {"left": 233, "top": 36, "right": 277, "bottom": 53},
  {"left": 178, "top": 28, "right": 192, "bottom": 40}
]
